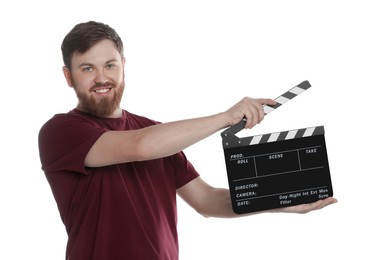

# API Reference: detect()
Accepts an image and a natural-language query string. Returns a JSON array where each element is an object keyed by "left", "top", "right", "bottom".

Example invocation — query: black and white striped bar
[
  {"left": 221, "top": 80, "right": 311, "bottom": 138},
  {"left": 247, "top": 126, "right": 324, "bottom": 146},
  {"left": 263, "top": 80, "right": 311, "bottom": 115}
]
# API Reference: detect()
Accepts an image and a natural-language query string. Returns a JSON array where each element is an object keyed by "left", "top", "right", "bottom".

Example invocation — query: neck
[
  {"left": 76, "top": 105, "right": 123, "bottom": 118},
  {"left": 103, "top": 107, "right": 123, "bottom": 118}
]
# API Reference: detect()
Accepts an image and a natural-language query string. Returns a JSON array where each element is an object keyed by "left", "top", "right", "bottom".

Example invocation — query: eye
[
  {"left": 106, "top": 63, "right": 116, "bottom": 69},
  {"left": 82, "top": 66, "right": 93, "bottom": 72}
]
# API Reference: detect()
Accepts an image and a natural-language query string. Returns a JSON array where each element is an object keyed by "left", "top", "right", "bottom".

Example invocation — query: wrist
[{"left": 213, "top": 112, "right": 232, "bottom": 130}]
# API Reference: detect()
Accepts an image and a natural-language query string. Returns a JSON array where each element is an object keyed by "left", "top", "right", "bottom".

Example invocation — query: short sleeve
[
  {"left": 170, "top": 151, "right": 200, "bottom": 189},
  {"left": 38, "top": 114, "right": 107, "bottom": 174}
]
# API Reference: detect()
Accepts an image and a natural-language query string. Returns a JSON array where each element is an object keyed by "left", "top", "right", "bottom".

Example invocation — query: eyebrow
[{"left": 77, "top": 59, "right": 120, "bottom": 68}]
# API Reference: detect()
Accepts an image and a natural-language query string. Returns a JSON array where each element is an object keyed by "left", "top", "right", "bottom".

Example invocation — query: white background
[{"left": 1, "top": 0, "right": 375, "bottom": 259}]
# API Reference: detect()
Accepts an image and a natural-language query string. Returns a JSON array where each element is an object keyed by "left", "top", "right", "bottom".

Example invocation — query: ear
[
  {"left": 62, "top": 66, "right": 74, "bottom": 88},
  {"left": 122, "top": 57, "right": 126, "bottom": 66}
]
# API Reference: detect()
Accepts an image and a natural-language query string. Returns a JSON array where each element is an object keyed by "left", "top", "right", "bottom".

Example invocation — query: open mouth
[
  {"left": 94, "top": 88, "right": 112, "bottom": 94},
  {"left": 91, "top": 82, "right": 116, "bottom": 95}
]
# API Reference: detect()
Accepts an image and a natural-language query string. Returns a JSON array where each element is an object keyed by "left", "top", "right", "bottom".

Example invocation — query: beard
[{"left": 73, "top": 79, "right": 125, "bottom": 118}]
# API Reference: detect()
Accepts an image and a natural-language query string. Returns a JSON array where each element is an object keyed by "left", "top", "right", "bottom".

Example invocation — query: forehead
[{"left": 71, "top": 39, "right": 122, "bottom": 66}]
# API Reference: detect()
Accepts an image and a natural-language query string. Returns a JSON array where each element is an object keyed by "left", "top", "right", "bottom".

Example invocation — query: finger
[
  {"left": 254, "top": 100, "right": 267, "bottom": 125},
  {"left": 257, "top": 98, "right": 276, "bottom": 122},
  {"left": 257, "top": 102, "right": 265, "bottom": 123},
  {"left": 255, "top": 98, "right": 274, "bottom": 122},
  {"left": 316, "top": 197, "right": 337, "bottom": 210},
  {"left": 242, "top": 98, "right": 276, "bottom": 128},
  {"left": 303, "top": 198, "right": 337, "bottom": 212},
  {"left": 257, "top": 98, "right": 277, "bottom": 106},
  {"left": 244, "top": 112, "right": 254, "bottom": 129},
  {"left": 245, "top": 103, "right": 260, "bottom": 128},
  {"left": 276, "top": 197, "right": 337, "bottom": 214}
]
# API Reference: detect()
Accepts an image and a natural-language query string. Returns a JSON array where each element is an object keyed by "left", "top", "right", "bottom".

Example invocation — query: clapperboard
[{"left": 221, "top": 81, "right": 333, "bottom": 214}]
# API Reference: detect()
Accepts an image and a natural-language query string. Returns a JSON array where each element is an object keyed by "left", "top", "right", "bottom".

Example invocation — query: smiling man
[
  {"left": 38, "top": 21, "right": 336, "bottom": 260},
  {"left": 62, "top": 33, "right": 125, "bottom": 118}
]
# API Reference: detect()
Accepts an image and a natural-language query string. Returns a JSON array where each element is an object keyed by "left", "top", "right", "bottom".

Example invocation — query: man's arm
[
  {"left": 177, "top": 177, "right": 337, "bottom": 218},
  {"left": 85, "top": 97, "right": 276, "bottom": 167}
]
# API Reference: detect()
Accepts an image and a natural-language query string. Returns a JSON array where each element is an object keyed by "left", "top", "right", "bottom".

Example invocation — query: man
[{"left": 38, "top": 21, "right": 336, "bottom": 260}]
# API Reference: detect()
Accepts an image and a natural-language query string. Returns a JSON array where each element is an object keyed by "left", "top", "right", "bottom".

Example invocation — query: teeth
[{"left": 95, "top": 88, "right": 110, "bottom": 93}]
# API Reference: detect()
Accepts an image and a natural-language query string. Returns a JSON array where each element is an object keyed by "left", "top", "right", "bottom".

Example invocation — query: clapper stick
[{"left": 221, "top": 80, "right": 311, "bottom": 137}]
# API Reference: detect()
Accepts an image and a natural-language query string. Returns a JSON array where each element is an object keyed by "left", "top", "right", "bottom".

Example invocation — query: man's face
[{"left": 64, "top": 39, "right": 125, "bottom": 118}]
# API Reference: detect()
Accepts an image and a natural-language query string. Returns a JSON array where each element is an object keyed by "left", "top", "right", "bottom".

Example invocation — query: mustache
[{"left": 90, "top": 81, "right": 116, "bottom": 91}]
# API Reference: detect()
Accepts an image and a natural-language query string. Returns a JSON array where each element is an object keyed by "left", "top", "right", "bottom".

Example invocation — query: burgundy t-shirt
[{"left": 38, "top": 109, "right": 199, "bottom": 260}]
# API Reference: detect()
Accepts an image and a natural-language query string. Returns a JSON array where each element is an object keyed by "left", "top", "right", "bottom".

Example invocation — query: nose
[{"left": 94, "top": 69, "right": 109, "bottom": 84}]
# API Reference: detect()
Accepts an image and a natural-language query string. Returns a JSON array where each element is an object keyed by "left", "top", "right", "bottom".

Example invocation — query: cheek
[
  {"left": 110, "top": 71, "right": 123, "bottom": 83},
  {"left": 72, "top": 74, "right": 94, "bottom": 90},
  {"left": 113, "top": 68, "right": 124, "bottom": 81}
]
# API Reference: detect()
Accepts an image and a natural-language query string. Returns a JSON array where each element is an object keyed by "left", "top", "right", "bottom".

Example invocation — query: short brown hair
[{"left": 61, "top": 21, "right": 124, "bottom": 69}]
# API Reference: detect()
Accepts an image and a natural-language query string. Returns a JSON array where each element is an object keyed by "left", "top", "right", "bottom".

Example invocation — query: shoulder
[
  {"left": 39, "top": 112, "right": 73, "bottom": 133},
  {"left": 123, "top": 110, "right": 161, "bottom": 129},
  {"left": 38, "top": 110, "right": 107, "bottom": 145},
  {"left": 40, "top": 110, "right": 102, "bottom": 132}
]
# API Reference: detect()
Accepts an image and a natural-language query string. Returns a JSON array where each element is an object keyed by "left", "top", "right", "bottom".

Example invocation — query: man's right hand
[{"left": 224, "top": 97, "right": 276, "bottom": 129}]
